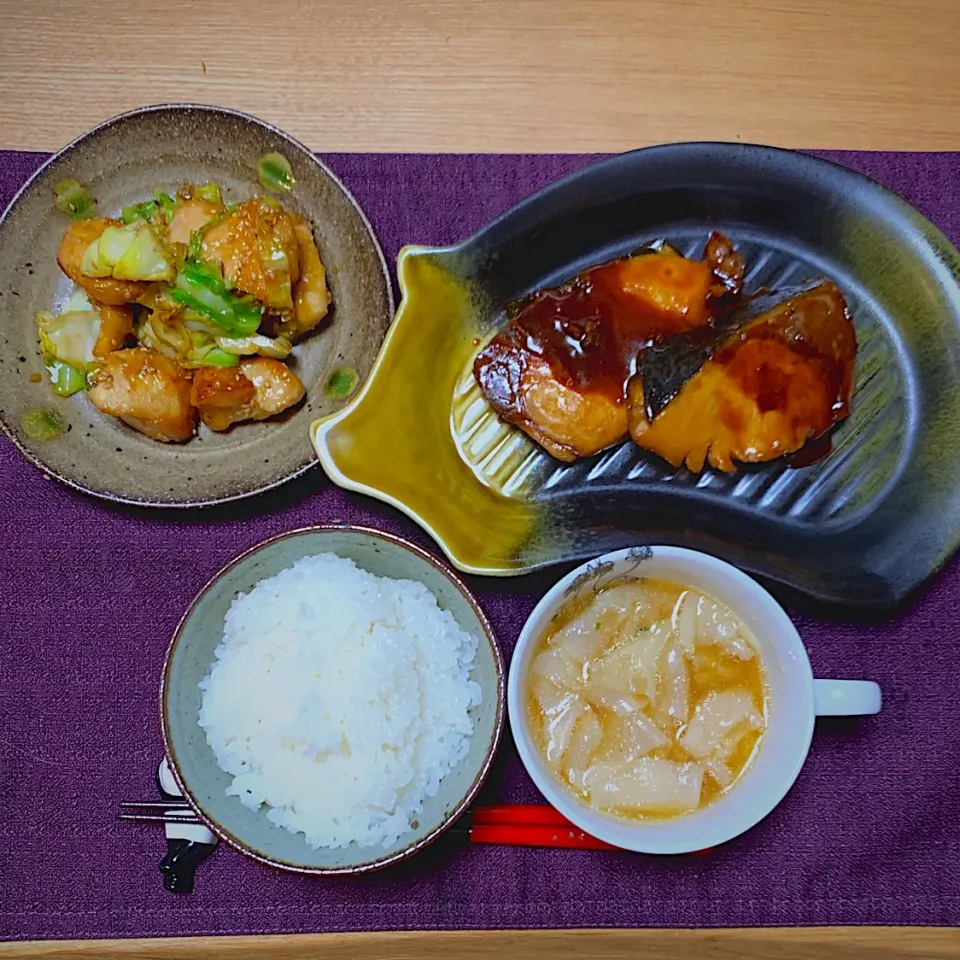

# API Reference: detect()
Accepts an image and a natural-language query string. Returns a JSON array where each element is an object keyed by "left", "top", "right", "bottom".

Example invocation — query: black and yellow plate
[{"left": 313, "top": 143, "right": 960, "bottom": 607}]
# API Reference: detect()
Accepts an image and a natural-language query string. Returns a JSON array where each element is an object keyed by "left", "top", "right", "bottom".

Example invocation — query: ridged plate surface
[{"left": 453, "top": 231, "right": 908, "bottom": 525}]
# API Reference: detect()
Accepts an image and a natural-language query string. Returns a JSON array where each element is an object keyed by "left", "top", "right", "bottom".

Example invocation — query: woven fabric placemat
[{"left": 1, "top": 149, "right": 958, "bottom": 940}]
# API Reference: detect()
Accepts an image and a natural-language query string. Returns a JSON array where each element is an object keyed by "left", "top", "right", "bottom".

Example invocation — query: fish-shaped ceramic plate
[{"left": 313, "top": 143, "right": 960, "bottom": 607}]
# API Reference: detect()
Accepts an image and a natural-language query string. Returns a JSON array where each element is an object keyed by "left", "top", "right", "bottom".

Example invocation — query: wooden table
[
  {"left": 1, "top": 0, "right": 959, "bottom": 153},
  {"left": 1, "top": 0, "right": 958, "bottom": 956}
]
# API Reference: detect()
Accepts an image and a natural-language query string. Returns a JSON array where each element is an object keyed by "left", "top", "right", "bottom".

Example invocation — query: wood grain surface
[
  {"left": 3, "top": 928, "right": 960, "bottom": 959},
  {"left": 0, "top": 0, "right": 959, "bottom": 153},
  {"left": 1, "top": 1, "right": 958, "bottom": 956}
]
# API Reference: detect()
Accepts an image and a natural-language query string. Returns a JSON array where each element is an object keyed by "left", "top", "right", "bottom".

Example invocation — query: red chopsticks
[
  {"left": 465, "top": 805, "right": 713, "bottom": 854},
  {"left": 466, "top": 804, "right": 617, "bottom": 851}
]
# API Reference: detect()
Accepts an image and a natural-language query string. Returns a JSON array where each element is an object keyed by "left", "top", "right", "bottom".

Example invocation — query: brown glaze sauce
[
  {"left": 711, "top": 284, "right": 856, "bottom": 452},
  {"left": 507, "top": 281, "right": 625, "bottom": 404},
  {"left": 491, "top": 241, "right": 738, "bottom": 406},
  {"left": 473, "top": 235, "right": 859, "bottom": 471}
]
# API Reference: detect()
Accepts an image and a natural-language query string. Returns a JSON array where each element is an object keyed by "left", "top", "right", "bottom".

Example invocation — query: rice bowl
[
  {"left": 199, "top": 553, "right": 483, "bottom": 850},
  {"left": 161, "top": 525, "right": 504, "bottom": 874}
]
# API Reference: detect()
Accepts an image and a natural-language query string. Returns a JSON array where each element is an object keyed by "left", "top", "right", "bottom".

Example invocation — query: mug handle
[{"left": 813, "top": 679, "right": 882, "bottom": 716}]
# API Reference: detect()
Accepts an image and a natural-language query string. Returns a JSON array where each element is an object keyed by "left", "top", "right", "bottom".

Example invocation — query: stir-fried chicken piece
[
  {"left": 190, "top": 358, "right": 305, "bottom": 431},
  {"left": 272, "top": 217, "right": 330, "bottom": 340},
  {"left": 166, "top": 198, "right": 224, "bottom": 245},
  {"left": 91, "top": 303, "right": 134, "bottom": 357},
  {"left": 201, "top": 198, "right": 300, "bottom": 312},
  {"left": 89, "top": 348, "right": 197, "bottom": 442}
]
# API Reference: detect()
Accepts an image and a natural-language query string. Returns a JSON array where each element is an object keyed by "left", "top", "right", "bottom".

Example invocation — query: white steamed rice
[{"left": 198, "top": 553, "right": 483, "bottom": 849}]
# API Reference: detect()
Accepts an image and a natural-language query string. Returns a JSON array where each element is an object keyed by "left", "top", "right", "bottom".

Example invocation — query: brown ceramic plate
[{"left": 0, "top": 104, "right": 393, "bottom": 506}]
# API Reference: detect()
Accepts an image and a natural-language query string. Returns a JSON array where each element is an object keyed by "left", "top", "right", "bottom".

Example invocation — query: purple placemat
[{"left": 2, "top": 150, "right": 960, "bottom": 942}]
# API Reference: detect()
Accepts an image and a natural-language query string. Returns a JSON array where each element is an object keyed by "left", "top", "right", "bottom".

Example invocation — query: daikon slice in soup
[{"left": 526, "top": 578, "right": 768, "bottom": 820}]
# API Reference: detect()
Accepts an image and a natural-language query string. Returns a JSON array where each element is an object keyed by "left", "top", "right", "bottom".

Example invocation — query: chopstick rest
[{"left": 155, "top": 759, "right": 218, "bottom": 894}]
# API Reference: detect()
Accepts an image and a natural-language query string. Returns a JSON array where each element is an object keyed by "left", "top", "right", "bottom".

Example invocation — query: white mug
[{"left": 507, "top": 546, "right": 882, "bottom": 854}]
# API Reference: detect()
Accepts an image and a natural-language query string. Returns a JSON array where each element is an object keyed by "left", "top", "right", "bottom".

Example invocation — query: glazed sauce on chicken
[
  {"left": 473, "top": 236, "right": 745, "bottom": 462},
  {"left": 628, "top": 282, "right": 856, "bottom": 472},
  {"left": 473, "top": 223, "right": 858, "bottom": 474},
  {"left": 497, "top": 250, "right": 720, "bottom": 404}
]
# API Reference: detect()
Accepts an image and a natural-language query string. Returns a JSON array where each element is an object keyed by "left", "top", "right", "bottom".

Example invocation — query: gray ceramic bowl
[
  {"left": 0, "top": 104, "right": 393, "bottom": 506},
  {"left": 161, "top": 525, "right": 505, "bottom": 874}
]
